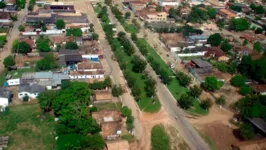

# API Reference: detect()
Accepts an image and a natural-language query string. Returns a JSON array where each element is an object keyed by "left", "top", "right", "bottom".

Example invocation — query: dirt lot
[{"left": 15, "top": 55, "right": 41, "bottom": 67}]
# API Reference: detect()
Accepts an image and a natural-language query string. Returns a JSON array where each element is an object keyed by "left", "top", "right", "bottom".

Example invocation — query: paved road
[
  {"left": 107, "top": 6, "right": 209, "bottom": 150},
  {"left": 0, "top": 3, "right": 28, "bottom": 73},
  {"left": 86, "top": 2, "right": 145, "bottom": 142}
]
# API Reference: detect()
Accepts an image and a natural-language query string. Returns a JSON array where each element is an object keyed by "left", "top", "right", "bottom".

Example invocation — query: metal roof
[
  {"left": 35, "top": 72, "right": 53, "bottom": 79},
  {"left": 191, "top": 58, "right": 212, "bottom": 68}
]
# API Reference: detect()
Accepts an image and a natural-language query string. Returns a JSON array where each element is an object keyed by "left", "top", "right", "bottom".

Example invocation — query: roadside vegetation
[{"left": 151, "top": 125, "right": 171, "bottom": 150}]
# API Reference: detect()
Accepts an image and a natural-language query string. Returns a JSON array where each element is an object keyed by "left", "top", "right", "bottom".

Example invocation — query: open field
[
  {"left": 94, "top": 102, "right": 122, "bottom": 111},
  {"left": 8, "top": 68, "right": 35, "bottom": 79},
  {"left": 0, "top": 104, "right": 55, "bottom": 150},
  {"left": 136, "top": 38, "right": 207, "bottom": 115}
]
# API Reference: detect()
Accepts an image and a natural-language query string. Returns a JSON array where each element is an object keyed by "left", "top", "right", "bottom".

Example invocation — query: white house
[
  {"left": 0, "top": 88, "right": 11, "bottom": 112},
  {"left": 18, "top": 84, "right": 45, "bottom": 100},
  {"left": 69, "top": 71, "right": 104, "bottom": 79}
]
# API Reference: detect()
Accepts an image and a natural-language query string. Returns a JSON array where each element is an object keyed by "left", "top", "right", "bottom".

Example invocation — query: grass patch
[
  {"left": 136, "top": 38, "right": 208, "bottom": 115},
  {"left": 94, "top": 102, "right": 122, "bottom": 111},
  {"left": 122, "top": 22, "right": 138, "bottom": 33},
  {"left": 0, "top": 28, "right": 8, "bottom": 33},
  {"left": 0, "top": 104, "right": 55, "bottom": 150},
  {"left": 121, "top": 134, "right": 135, "bottom": 142},
  {"left": 151, "top": 124, "right": 171, "bottom": 150},
  {"left": 0, "top": 69, "right": 7, "bottom": 86},
  {"left": 8, "top": 68, "right": 35, "bottom": 79},
  {"left": 196, "top": 128, "right": 218, "bottom": 150}
]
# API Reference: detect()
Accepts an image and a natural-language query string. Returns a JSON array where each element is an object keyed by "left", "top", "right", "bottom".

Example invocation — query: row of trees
[
  {"left": 121, "top": 106, "right": 134, "bottom": 131},
  {"left": 37, "top": 81, "right": 105, "bottom": 149},
  {"left": 187, "top": 5, "right": 217, "bottom": 23}
]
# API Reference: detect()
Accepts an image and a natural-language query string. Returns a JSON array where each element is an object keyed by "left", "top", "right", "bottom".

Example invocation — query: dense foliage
[
  {"left": 229, "top": 18, "right": 250, "bottom": 32},
  {"left": 36, "top": 37, "right": 51, "bottom": 52},
  {"left": 16, "top": 42, "right": 31, "bottom": 54},
  {"left": 65, "top": 41, "right": 78, "bottom": 49},
  {"left": 55, "top": 19, "right": 65, "bottom": 29},
  {"left": 179, "top": 93, "right": 194, "bottom": 109},
  {"left": 231, "top": 75, "right": 245, "bottom": 87},
  {"left": 207, "top": 33, "right": 222, "bottom": 46},
  {"left": 36, "top": 54, "right": 57, "bottom": 71},
  {"left": 202, "top": 76, "right": 223, "bottom": 91},
  {"left": 189, "top": 85, "right": 202, "bottom": 98},
  {"left": 3, "top": 55, "right": 15, "bottom": 69},
  {"left": 176, "top": 71, "right": 191, "bottom": 86},
  {"left": 151, "top": 125, "right": 170, "bottom": 150},
  {"left": 66, "top": 28, "right": 82, "bottom": 37}
]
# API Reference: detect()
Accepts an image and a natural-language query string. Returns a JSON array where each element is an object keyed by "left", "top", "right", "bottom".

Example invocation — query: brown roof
[
  {"left": 233, "top": 45, "right": 251, "bottom": 52},
  {"left": 92, "top": 110, "right": 121, "bottom": 124},
  {"left": 0, "top": 12, "right": 10, "bottom": 20},
  {"left": 94, "top": 90, "right": 112, "bottom": 102},
  {"left": 77, "top": 62, "right": 103, "bottom": 70},
  {"left": 219, "top": 9, "right": 237, "bottom": 18},
  {"left": 101, "top": 122, "right": 122, "bottom": 139},
  {"left": 250, "top": 84, "right": 266, "bottom": 93},
  {"left": 106, "top": 140, "right": 130, "bottom": 150},
  {"left": 240, "top": 33, "right": 255, "bottom": 42},
  {"left": 50, "top": 36, "right": 75, "bottom": 44},
  {"left": 160, "top": 33, "right": 185, "bottom": 47},
  {"left": 205, "top": 47, "right": 227, "bottom": 58},
  {"left": 20, "top": 38, "right": 35, "bottom": 49}
]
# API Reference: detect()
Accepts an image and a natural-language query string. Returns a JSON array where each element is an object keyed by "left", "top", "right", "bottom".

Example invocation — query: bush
[
  {"left": 240, "top": 123, "right": 255, "bottom": 140},
  {"left": 18, "top": 25, "right": 25, "bottom": 31},
  {"left": 55, "top": 19, "right": 65, "bottom": 29},
  {"left": 200, "top": 98, "right": 213, "bottom": 110},
  {"left": 65, "top": 41, "right": 78, "bottom": 49},
  {"left": 202, "top": 76, "right": 223, "bottom": 91},
  {"left": 121, "top": 106, "right": 132, "bottom": 117},
  {"left": 215, "top": 96, "right": 226, "bottom": 106},
  {"left": 179, "top": 94, "right": 194, "bottom": 109},
  {"left": 231, "top": 75, "right": 245, "bottom": 87},
  {"left": 111, "top": 84, "right": 123, "bottom": 97},
  {"left": 3, "top": 55, "right": 15, "bottom": 69},
  {"left": 36, "top": 37, "right": 50, "bottom": 52},
  {"left": 240, "top": 86, "right": 253, "bottom": 95},
  {"left": 66, "top": 28, "right": 82, "bottom": 37},
  {"left": 176, "top": 71, "right": 191, "bottom": 86},
  {"left": 36, "top": 54, "right": 57, "bottom": 71},
  {"left": 23, "top": 95, "right": 29, "bottom": 102},
  {"left": 189, "top": 85, "right": 202, "bottom": 98},
  {"left": 151, "top": 125, "right": 170, "bottom": 150}
]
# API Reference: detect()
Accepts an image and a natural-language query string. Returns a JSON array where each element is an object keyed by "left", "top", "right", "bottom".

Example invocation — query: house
[
  {"left": 0, "top": 12, "right": 12, "bottom": 23},
  {"left": 77, "top": 62, "right": 103, "bottom": 72},
  {"left": 92, "top": 110, "right": 122, "bottom": 140},
  {"left": 187, "top": 35, "right": 208, "bottom": 44},
  {"left": 55, "top": 12, "right": 89, "bottom": 27},
  {"left": 69, "top": 70, "right": 104, "bottom": 79},
  {"left": 160, "top": 33, "right": 186, "bottom": 52},
  {"left": 58, "top": 49, "right": 82, "bottom": 66},
  {"left": 26, "top": 12, "right": 55, "bottom": 24},
  {"left": 21, "top": 72, "right": 69, "bottom": 89},
  {"left": 50, "top": 36, "right": 75, "bottom": 48},
  {"left": 106, "top": 140, "right": 130, "bottom": 150},
  {"left": 93, "top": 90, "right": 112, "bottom": 103},
  {"left": 0, "top": 88, "right": 11, "bottom": 112},
  {"left": 240, "top": 33, "right": 255, "bottom": 42},
  {"left": 144, "top": 12, "right": 168, "bottom": 22},
  {"left": 79, "top": 41, "right": 101, "bottom": 61},
  {"left": 233, "top": 45, "right": 262, "bottom": 60},
  {"left": 49, "top": 2, "right": 76, "bottom": 13},
  {"left": 18, "top": 84, "right": 45, "bottom": 100},
  {"left": 128, "top": 1, "right": 146, "bottom": 13},
  {"left": 219, "top": 9, "right": 237, "bottom": 19},
  {"left": 205, "top": 47, "right": 229, "bottom": 61},
  {"left": 250, "top": 84, "right": 266, "bottom": 95},
  {"left": 158, "top": 0, "right": 179, "bottom": 6},
  {"left": 247, "top": 118, "right": 266, "bottom": 136}
]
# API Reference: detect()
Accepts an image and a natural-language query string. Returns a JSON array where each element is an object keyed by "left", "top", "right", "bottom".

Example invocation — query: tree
[
  {"left": 89, "top": 23, "right": 94, "bottom": 30},
  {"left": 168, "top": 8, "right": 176, "bottom": 18},
  {"left": 66, "top": 28, "right": 82, "bottom": 37},
  {"left": 243, "top": 39, "right": 248, "bottom": 46},
  {"left": 207, "top": 6, "right": 216, "bottom": 19},
  {"left": 131, "top": 33, "right": 137, "bottom": 41},
  {"left": 240, "top": 123, "right": 255, "bottom": 140},
  {"left": 160, "top": 69, "right": 172, "bottom": 84},
  {"left": 253, "top": 41, "right": 262, "bottom": 53},
  {"left": 179, "top": 93, "right": 194, "bottom": 109},
  {"left": 176, "top": 71, "right": 191, "bottom": 86},
  {"left": 255, "top": 28, "right": 263, "bottom": 34},
  {"left": 104, "top": 0, "right": 112, "bottom": 5},
  {"left": 36, "top": 37, "right": 50, "bottom": 52},
  {"left": 37, "top": 91, "right": 56, "bottom": 112},
  {"left": 55, "top": 19, "right": 65, "bottom": 29},
  {"left": 104, "top": 77, "right": 112, "bottom": 87},
  {"left": 221, "top": 40, "right": 232, "bottom": 53},
  {"left": 240, "top": 86, "right": 252, "bottom": 95},
  {"left": 230, "top": 18, "right": 250, "bottom": 32},
  {"left": 189, "top": 85, "right": 202, "bottom": 98},
  {"left": 65, "top": 41, "right": 78, "bottom": 49},
  {"left": 230, "top": 5, "right": 242, "bottom": 12},
  {"left": 188, "top": 6, "right": 209, "bottom": 23},
  {"left": 121, "top": 106, "right": 132, "bottom": 117},
  {"left": 200, "top": 98, "right": 213, "bottom": 110},
  {"left": 131, "top": 55, "right": 147, "bottom": 73},
  {"left": 216, "top": 19, "right": 225, "bottom": 29},
  {"left": 145, "top": 75, "right": 156, "bottom": 97},
  {"left": 112, "top": 84, "right": 123, "bottom": 97},
  {"left": 92, "top": 33, "right": 99, "bottom": 40},
  {"left": 207, "top": 33, "right": 222, "bottom": 46},
  {"left": 125, "top": 12, "right": 131, "bottom": 19},
  {"left": 0, "top": 2, "right": 6, "bottom": 9},
  {"left": 23, "top": 95, "right": 29, "bottom": 102},
  {"left": 17, "top": 42, "right": 31, "bottom": 54},
  {"left": 216, "top": 96, "right": 226, "bottom": 106},
  {"left": 3, "top": 55, "right": 15, "bottom": 69},
  {"left": 18, "top": 25, "right": 25, "bottom": 31},
  {"left": 202, "top": 76, "right": 223, "bottom": 91},
  {"left": 231, "top": 75, "right": 245, "bottom": 87},
  {"left": 117, "top": 31, "right": 126, "bottom": 39},
  {"left": 156, "top": 5, "right": 163, "bottom": 12},
  {"left": 36, "top": 54, "right": 57, "bottom": 71}
]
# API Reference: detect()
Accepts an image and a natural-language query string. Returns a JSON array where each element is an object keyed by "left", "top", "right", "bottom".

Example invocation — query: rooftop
[
  {"left": 247, "top": 118, "right": 266, "bottom": 135},
  {"left": 92, "top": 110, "right": 121, "bottom": 124},
  {"left": 205, "top": 47, "right": 227, "bottom": 58},
  {"left": 106, "top": 140, "right": 130, "bottom": 150},
  {"left": 18, "top": 84, "right": 45, "bottom": 93},
  {"left": 219, "top": 8, "right": 237, "bottom": 18},
  {"left": 0, "top": 88, "right": 11, "bottom": 99},
  {"left": 77, "top": 62, "right": 103, "bottom": 70},
  {"left": 250, "top": 84, "right": 266, "bottom": 93},
  {"left": 69, "top": 70, "right": 104, "bottom": 75},
  {"left": 94, "top": 90, "right": 112, "bottom": 102},
  {"left": 101, "top": 121, "right": 122, "bottom": 139},
  {"left": 191, "top": 58, "right": 212, "bottom": 68}
]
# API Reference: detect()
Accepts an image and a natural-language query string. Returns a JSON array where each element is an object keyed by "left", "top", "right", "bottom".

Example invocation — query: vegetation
[
  {"left": 240, "top": 85, "right": 253, "bottom": 96},
  {"left": 202, "top": 76, "right": 223, "bottom": 91},
  {"left": 250, "top": 3, "right": 265, "bottom": 14},
  {"left": 231, "top": 75, "right": 245, "bottom": 87},
  {"left": 188, "top": 6, "right": 209, "bottom": 23},
  {"left": 0, "top": 36, "right": 6, "bottom": 48},
  {"left": 65, "top": 41, "right": 78, "bottom": 49},
  {"left": 16, "top": 0, "right": 26, "bottom": 9},
  {"left": 151, "top": 125, "right": 171, "bottom": 150},
  {"left": 229, "top": 18, "right": 250, "bottom": 32},
  {"left": 215, "top": 96, "right": 226, "bottom": 106},
  {"left": 253, "top": 41, "right": 262, "bottom": 53},
  {"left": 55, "top": 19, "right": 65, "bottom": 29},
  {"left": 207, "top": 6, "right": 217, "bottom": 19},
  {"left": 66, "top": 28, "right": 82, "bottom": 37},
  {"left": 230, "top": 5, "right": 242, "bottom": 12},
  {"left": 0, "top": 2, "right": 6, "bottom": 9},
  {"left": 207, "top": 33, "right": 222, "bottom": 46},
  {"left": 189, "top": 85, "right": 202, "bottom": 98},
  {"left": 88, "top": 77, "right": 112, "bottom": 90},
  {"left": 92, "top": 33, "right": 99, "bottom": 40},
  {"left": 221, "top": 40, "right": 232, "bottom": 53},
  {"left": 176, "top": 71, "right": 191, "bottom": 87},
  {"left": 18, "top": 25, "right": 25, "bottom": 31},
  {"left": 125, "top": 12, "right": 131, "bottom": 19},
  {"left": 3, "top": 55, "right": 15, "bottom": 69},
  {"left": 111, "top": 84, "right": 123, "bottom": 97},
  {"left": 200, "top": 98, "right": 213, "bottom": 110},
  {"left": 131, "top": 55, "right": 147, "bottom": 73},
  {"left": 36, "top": 37, "right": 51, "bottom": 52},
  {"left": 240, "top": 123, "right": 255, "bottom": 140},
  {"left": 28, "top": 0, "right": 36, "bottom": 11},
  {"left": 36, "top": 54, "right": 57, "bottom": 71},
  {"left": 37, "top": 90, "right": 56, "bottom": 112},
  {"left": 16, "top": 42, "right": 31, "bottom": 54},
  {"left": 179, "top": 93, "right": 194, "bottom": 109}
]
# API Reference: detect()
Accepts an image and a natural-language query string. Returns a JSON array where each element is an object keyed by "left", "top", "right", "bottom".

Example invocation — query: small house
[
  {"left": 93, "top": 90, "right": 112, "bottom": 103},
  {"left": 205, "top": 47, "right": 229, "bottom": 62},
  {"left": 250, "top": 84, "right": 266, "bottom": 95},
  {"left": 0, "top": 88, "right": 11, "bottom": 112},
  {"left": 77, "top": 62, "right": 103, "bottom": 72},
  {"left": 18, "top": 84, "right": 45, "bottom": 100}
]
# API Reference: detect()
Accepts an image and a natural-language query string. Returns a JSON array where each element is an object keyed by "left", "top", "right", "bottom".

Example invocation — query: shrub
[
  {"left": 240, "top": 86, "right": 253, "bottom": 95},
  {"left": 3, "top": 55, "right": 15, "bottom": 69},
  {"left": 200, "top": 98, "right": 213, "bottom": 110},
  {"left": 231, "top": 75, "right": 245, "bottom": 87},
  {"left": 215, "top": 96, "right": 226, "bottom": 106},
  {"left": 151, "top": 125, "right": 170, "bottom": 150},
  {"left": 240, "top": 123, "right": 255, "bottom": 140},
  {"left": 23, "top": 95, "right": 29, "bottom": 102}
]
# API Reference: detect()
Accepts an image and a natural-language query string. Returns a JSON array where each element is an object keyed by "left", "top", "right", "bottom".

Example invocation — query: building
[
  {"left": 233, "top": 45, "right": 262, "bottom": 60},
  {"left": 250, "top": 84, "right": 266, "bottom": 95},
  {"left": 142, "top": 12, "right": 168, "bottom": 22},
  {"left": 59, "top": 50, "right": 82, "bottom": 67},
  {"left": 158, "top": 0, "right": 179, "bottom": 6},
  {"left": 55, "top": 12, "right": 89, "bottom": 27},
  {"left": 21, "top": 72, "right": 69, "bottom": 89},
  {"left": 18, "top": 84, "right": 45, "bottom": 100},
  {"left": 77, "top": 62, "right": 103, "bottom": 72},
  {"left": 69, "top": 70, "right": 104, "bottom": 79},
  {"left": 26, "top": 12, "right": 54, "bottom": 24},
  {"left": 128, "top": 1, "right": 146, "bottom": 13},
  {"left": 218, "top": 8, "right": 244, "bottom": 19},
  {"left": 0, "top": 12, "right": 12, "bottom": 23},
  {"left": 0, "top": 88, "right": 11, "bottom": 112},
  {"left": 187, "top": 35, "right": 208, "bottom": 44},
  {"left": 93, "top": 90, "right": 112, "bottom": 103},
  {"left": 205, "top": 47, "right": 230, "bottom": 61},
  {"left": 247, "top": 118, "right": 266, "bottom": 136},
  {"left": 49, "top": 2, "right": 75, "bottom": 13},
  {"left": 160, "top": 33, "right": 186, "bottom": 52},
  {"left": 106, "top": 140, "right": 130, "bottom": 150},
  {"left": 92, "top": 110, "right": 122, "bottom": 140}
]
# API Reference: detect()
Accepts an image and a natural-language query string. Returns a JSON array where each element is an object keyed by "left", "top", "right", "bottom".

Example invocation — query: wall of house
[
  {"left": 77, "top": 68, "right": 98, "bottom": 72},
  {"left": 81, "top": 54, "right": 99, "bottom": 59},
  {"left": 69, "top": 74, "right": 104, "bottom": 79},
  {"left": 18, "top": 92, "right": 39, "bottom": 100},
  {"left": 170, "top": 47, "right": 181, "bottom": 52},
  {"left": 0, "top": 19, "right": 12, "bottom": 23},
  {"left": 177, "top": 51, "right": 206, "bottom": 57},
  {"left": 6, "top": 78, "right": 20, "bottom": 86},
  {"left": 0, "top": 97, "right": 8, "bottom": 112},
  {"left": 159, "top": 2, "right": 179, "bottom": 6}
]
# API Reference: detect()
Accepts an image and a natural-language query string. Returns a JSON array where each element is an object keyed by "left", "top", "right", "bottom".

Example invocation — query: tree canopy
[
  {"left": 207, "top": 6, "right": 217, "bottom": 19},
  {"left": 221, "top": 40, "right": 232, "bottom": 53},
  {"left": 188, "top": 6, "right": 209, "bottom": 23},
  {"left": 37, "top": 90, "right": 56, "bottom": 112},
  {"left": 36, "top": 54, "right": 57, "bottom": 71},
  {"left": 55, "top": 19, "right": 65, "bottom": 29},
  {"left": 3, "top": 55, "right": 15, "bottom": 69},
  {"left": 189, "top": 85, "right": 202, "bottom": 98},
  {"left": 231, "top": 75, "right": 245, "bottom": 87},
  {"left": 179, "top": 93, "right": 194, "bottom": 109},
  {"left": 66, "top": 28, "right": 82, "bottom": 37},
  {"left": 229, "top": 18, "right": 250, "bottom": 32},
  {"left": 207, "top": 33, "right": 222, "bottom": 46},
  {"left": 151, "top": 125, "right": 171, "bottom": 150},
  {"left": 131, "top": 55, "right": 147, "bottom": 73},
  {"left": 17, "top": 42, "right": 31, "bottom": 54},
  {"left": 65, "top": 41, "right": 78, "bottom": 49},
  {"left": 36, "top": 37, "right": 51, "bottom": 52},
  {"left": 202, "top": 76, "right": 223, "bottom": 91},
  {"left": 176, "top": 71, "right": 191, "bottom": 86},
  {"left": 253, "top": 41, "right": 263, "bottom": 53}
]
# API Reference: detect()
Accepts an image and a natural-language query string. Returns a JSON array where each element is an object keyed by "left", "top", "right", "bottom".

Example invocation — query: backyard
[
  {"left": 0, "top": 104, "right": 55, "bottom": 150},
  {"left": 7, "top": 68, "right": 35, "bottom": 79},
  {"left": 136, "top": 38, "right": 207, "bottom": 115}
]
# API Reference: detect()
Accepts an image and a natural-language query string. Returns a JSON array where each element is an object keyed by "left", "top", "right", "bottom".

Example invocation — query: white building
[
  {"left": 0, "top": 88, "right": 11, "bottom": 112},
  {"left": 18, "top": 84, "right": 45, "bottom": 100},
  {"left": 69, "top": 71, "right": 104, "bottom": 79}
]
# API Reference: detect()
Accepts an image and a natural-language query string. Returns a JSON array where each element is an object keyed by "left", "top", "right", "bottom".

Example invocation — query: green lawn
[
  {"left": 0, "top": 69, "right": 7, "bottom": 86},
  {"left": 94, "top": 102, "right": 122, "bottom": 111},
  {"left": 136, "top": 39, "right": 207, "bottom": 115},
  {"left": 121, "top": 134, "right": 135, "bottom": 142},
  {"left": 123, "top": 22, "right": 139, "bottom": 33},
  {"left": 112, "top": 39, "right": 161, "bottom": 113},
  {"left": 8, "top": 68, "right": 35, "bottom": 79},
  {"left": 0, "top": 104, "right": 55, "bottom": 150}
]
